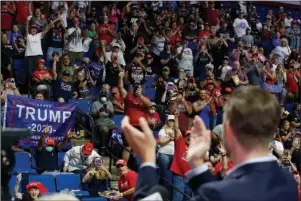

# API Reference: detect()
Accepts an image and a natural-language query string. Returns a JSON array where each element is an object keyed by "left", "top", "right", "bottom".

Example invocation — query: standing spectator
[
  {"left": 205, "top": 1, "right": 219, "bottom": 27},
  {"left": 1, "top": 1, "right": 15, "bottom": 33},
  {"left": 97, "top": 15, "right": 115, "bottom": 45},
  {"left": 224, "top": 61, "right": 249, "bottom": 88},
  {"left": 67, "top": 17, "right": 83, "bottom": 62},
  {"left": 54, "top": 70, "right": 77, "bottom": 102},
  {"left": 244, "top": 53, "right": 263, "bottom": 87},
  {"left": 15, "top": 1, "right": 32, "bottom": 34},
  {"left": 286, "top": 20, "right": 301, "bottom": 51},
  {"left": 286, "top": 65, "right": 299, "bottom": 102},
  {"left": 193, "top": 89, "right": 211, "bottom": 129},
  {"left": 46, "top": 19, "right": 66, "bottom": 62},
  {"left": 233, "top": 12, "right": 250, "bottom": 39},
  {"left": 23, "top": 16, "right": 54, "bottom": 93},
  {"left": 177, "top": 42, "right": 194, "bottom": 77},
  {"left": 111, "top": 87, "right": 125, "bottom": 114},
  {"left": 0, "top": 78, "right": 21, "bottom": 104},
  {"left": 157, "top": 115, "right": 176, "bottom": 187},
  {"left": 30, "top": 8, "right": 47, "bottom": 32},
  {"left": 118, "top": 71, "right": 151, "bottom": 163}
]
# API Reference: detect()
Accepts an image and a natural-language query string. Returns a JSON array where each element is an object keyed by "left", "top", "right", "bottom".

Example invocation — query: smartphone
[{"left": 95, "top": 158, "right": 102, "bottom": 168}]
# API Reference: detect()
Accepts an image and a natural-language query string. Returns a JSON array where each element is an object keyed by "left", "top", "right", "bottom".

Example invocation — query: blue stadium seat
[
  {"left": 8, "top": 175, "right": 21, "bottom": 197},
  {"left": 81, "top": 197, "right": 107, "bottom": 201},
  {"left": 69, "top": 99, "right": 90, "bottom": 114},
  {"left": 145, "top": 76, "right": 155, "bottom": 89},
  {"left": 145, "top": 88, "right": 156, "bottom": 101},
  {"left": 28, "top": 175, "right": 56, "bottom": 193},
  {"left": 58, "top": 152, "right": 66, "bottom": 169},
  {"left": 55, "top": 174, "right": 84, "bottom": 191},
  {"left": 284, "top": 103, "right": 294, "bottom": 113},
  {"left": 112, "top": 114, "right": 124, "bottom": 128},
  {"left": 13, "top": 153, "right": 37, "bottom": 174}
]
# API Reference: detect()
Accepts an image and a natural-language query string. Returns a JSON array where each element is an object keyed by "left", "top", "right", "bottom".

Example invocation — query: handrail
[
  {"left": 75, "top": 107, "right": 95, "bottom": 137},
  {"left": 30, "top": 74, "right": 51, "bottom": 100},
  {"left": 106, "top": 134, "right": 190, "bottom": 199}
]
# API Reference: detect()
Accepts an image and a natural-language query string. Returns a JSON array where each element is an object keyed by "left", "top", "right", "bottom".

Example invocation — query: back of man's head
[{"left": 223, "top": 86, "right": 281, "bottom": 150}]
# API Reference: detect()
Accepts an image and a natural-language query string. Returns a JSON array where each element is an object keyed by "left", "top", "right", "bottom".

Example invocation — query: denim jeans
[
  {"left": 157, "top": 152, "right": 174, "bottom": 187},
  {"left": 209, "top": 114, "right": 217, "bottom": 130},
  {"left": 172, "top": 174, "right": 192, "bottom": 201},
  {"left": 47, "top": 47, "right": 63, "bottom": 62}
]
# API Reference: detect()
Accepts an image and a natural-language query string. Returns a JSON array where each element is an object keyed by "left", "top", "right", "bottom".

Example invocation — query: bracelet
[{"left": 12, "top": 88, "right": 17, "bottom": 90}]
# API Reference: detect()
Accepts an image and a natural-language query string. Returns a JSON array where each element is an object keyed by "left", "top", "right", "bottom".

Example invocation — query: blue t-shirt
[
  {"left": 54, "top": 80, "right": 75, "bottom": 102},
  {"left": 244, "top": 63, "right": 263, "bottom": 86}
]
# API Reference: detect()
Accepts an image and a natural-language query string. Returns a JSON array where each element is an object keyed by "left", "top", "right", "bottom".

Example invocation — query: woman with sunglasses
[{"left": 82, "top": 157, "right": 112, "bottom": 197}]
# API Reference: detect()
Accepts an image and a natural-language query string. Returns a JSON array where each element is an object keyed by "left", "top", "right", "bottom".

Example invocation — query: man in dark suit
[{"left": 121, "top": 86, "right": 299, "bottom": 201}]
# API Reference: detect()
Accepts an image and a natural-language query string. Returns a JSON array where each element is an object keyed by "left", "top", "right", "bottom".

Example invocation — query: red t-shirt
[
  {"left": 32, "top": 70, "right": 53, "bottom": 81},
  {"left": 1, "top": 2, "right": 14, "bottom": 30},
  {"left": 286, "top": 71, "right": 299, "bottom": 93},
  {"left": 205, "top": 8, "right": 218, "bottom": 26},
  {"left": 170, "top": 137, "right": 191, "bottom": 177},
  {"left": 213, "top": 160, "right": 234, "bottom": 174},
  {"left": 98, "top": 24, "right": 114, "bottom": 44},
  {"left": 147, "top": 112, "right": 161, "bottom": 125},
  {"left": 124, "top": 93, "right": 148, "bottom": 126},
  {"left": 16, "top": 2, "right": 31, "bottom": 24},
  {"left": 118, "top": 170, "right": 137, "bottom": 201}
]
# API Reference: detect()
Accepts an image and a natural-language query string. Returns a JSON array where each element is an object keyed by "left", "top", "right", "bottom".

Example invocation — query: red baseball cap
[
  {"left": 82, "top": 142, "right": 94, "bottom": 155},
  {"left": 146, "top": 53, "right": 153, "bottom": 59},
  {"left": 45, "top": 137, "right": 55, "bottom": 146},
  {"left": 31, "top": 24, "right": 38, "bottom": 29},
  {"left": 26, "top": 182, "right": 48, "bottom": 194},
  {"left": 37, "top": 59, "right": 45, "bottom": 64},
  {"left": 116, "top": 159, "right": 127, "bottom": 167}
]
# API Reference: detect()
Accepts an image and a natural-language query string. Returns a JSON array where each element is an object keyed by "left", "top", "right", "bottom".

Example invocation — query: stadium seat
[
  {"left": 81, "top": 197, "right": 107, "bottom": 201},
  {"left": 58, "top": 152, "right": 66, "bottom": 169},
  {"left": 69, "top": 99, "right": 90, "bottom": 114},
  {"left": 56, "top": 174, "right": 84, "bottom": 191},
  {"left": 145, "top": 76, "right": 155, "bottom": 89},
  {"left": 145, "top": 88, "right": 156, "bottom": 101},
  {"left": 112, "top": 114, "right": 124, "bottom": 128},
  {"left": 284, "top": 103, "right": 294, "bottom": 113},
  {"left": 8, "top": 175, "right": 21, "bottom": 197},
  {"left": 28, "top": 175, "right": 56, "bottom": 193},
  {"left": 13, "top": 153, "right": 37, "bottom": 174}
]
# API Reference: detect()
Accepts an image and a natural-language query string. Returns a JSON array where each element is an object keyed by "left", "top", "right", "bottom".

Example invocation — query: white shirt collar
[{"left": 226, "top": 155, "right": 277, "bottom": 177}]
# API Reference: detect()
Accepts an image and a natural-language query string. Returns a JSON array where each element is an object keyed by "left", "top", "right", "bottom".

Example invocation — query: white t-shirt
[
  {"left": 177, "top": 47, "right": 194, "bottom": 76},
  {"left": 82, "top": 37, "right": 92, "bottom": 53},
  {"left": 25, "top": 33, "right": 43, "bottom": 56},
  {"left": 158, "top": 128, "right": 175, "bottom": 155},
  {"left": 220, "top": 65, "right": 232, "bottom": 81},
  {"left": 67, "top": 27, "right": 83, "bottom": 52},
  {"left": 233, "top": 18, "right": 249, "bottom": 38},
  {"left": 284, "top": 17, "right": 293, "bottom": 28},
  {"left": 106, "top": 51, "right": 126, "bottom": 66}
]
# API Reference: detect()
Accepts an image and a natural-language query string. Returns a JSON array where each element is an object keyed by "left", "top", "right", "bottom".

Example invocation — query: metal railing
[
  {"left": 75, "top": 107, "right": 95, "bottom": 137},
  {"left": 106, "top": 135, "right": 190, "bottom": 199}
]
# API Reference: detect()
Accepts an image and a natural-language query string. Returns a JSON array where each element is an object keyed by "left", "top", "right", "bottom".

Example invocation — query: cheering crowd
[{"left": 1, "top": 1, "right": 301, "bottom": 201}]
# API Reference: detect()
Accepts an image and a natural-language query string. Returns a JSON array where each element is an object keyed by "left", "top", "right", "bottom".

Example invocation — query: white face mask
[
  {"left": 149, "top": 109, "right": 155, "bottom": 114},
  {"left": 45, "top": 146, "right": 54, "bottom": 152},
  {"left": 100, "top": 97, "right": 107, "bottom": 103}
]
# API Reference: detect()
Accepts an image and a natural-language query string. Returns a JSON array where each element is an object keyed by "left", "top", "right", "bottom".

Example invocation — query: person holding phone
[
  {"left": 1, "top": 78, "right": 21, "bottom": 104},
  {"left": 82, "top": 157, "right": 112, "bottom": 197}
]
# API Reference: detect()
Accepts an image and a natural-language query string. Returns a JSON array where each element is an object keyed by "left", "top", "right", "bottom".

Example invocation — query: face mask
[
  {"left": 100, "top": 97, "right": 107, "bottom": 103},
  {"left": 45, "top": 146, "right": 54, "bottom": 152},
  {"left": 263, "top": 26, "right": 268, "bottom": 30},
  {"left": 149, "top": 109, "right": 155, "bottom": 114}
]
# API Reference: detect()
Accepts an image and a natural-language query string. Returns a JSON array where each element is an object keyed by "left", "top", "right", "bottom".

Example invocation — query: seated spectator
[
  {"left": 212, "top": 143, "right": 233, "bottom": 178},
  {"left": 217, "top": 87, "right": 232, "bottom": 112},
  {"left": 32, "top": 59, "right": 53, "bottom": 91},
  {"left": 36, "top": 126, "right": 71, "bottom": 174},
  {"left": 280, "top": 149, "right": 298, "bottom": 173},
  {"left": 34, "top": 91, "right": 45, "bottom": 100},
  {"left": 147, "top": 102, "right": 161, "bottom": 130},
  {"left": 91, "top": 90, "right": 117, "bottom": 152},
  {"left": 111, "top": 87, "right": 124, "bottom": 114},
  {"left": 13, "top": 36, "right": 26, "bottom": 58},
  {"left": 287, "top": 103, "right": 301, "bottom": 131},
  {"left": 82, "top": 157, "right": 112, "bottom": 197},
  {"left": 54, "top": 70, "right": 77, "bottom": 102},
  {"left": 112, "top": 159, "right": 137, "bottom": 201},
  {"left": 82, "top": 29, "right": 92, "bottom": 54},
  {"left": 1, "top": 78, "right": 20, "bottom": 104},
  {"left": 14, "top": 173, "right": 48, "bottom": 201},
  {"left": 63, "top": 142, "right": 101, "bottom": 175},
  {"left": 224, "top": 61, "right": 249, "bottom": 89}
]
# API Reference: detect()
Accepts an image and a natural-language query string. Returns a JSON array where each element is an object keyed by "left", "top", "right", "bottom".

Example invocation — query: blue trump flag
[{"left": 3, "top": 95, "right": 78, "bottom": 148}]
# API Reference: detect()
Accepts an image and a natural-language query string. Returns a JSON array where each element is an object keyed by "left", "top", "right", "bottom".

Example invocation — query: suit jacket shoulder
[{"left": 193, "top": 161, "right": 298, "bottom": 201}]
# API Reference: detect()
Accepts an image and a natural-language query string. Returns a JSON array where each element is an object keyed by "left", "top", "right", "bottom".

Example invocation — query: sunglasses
[{"left": 116, "top": 165, "right": 124, "bottom": 168}]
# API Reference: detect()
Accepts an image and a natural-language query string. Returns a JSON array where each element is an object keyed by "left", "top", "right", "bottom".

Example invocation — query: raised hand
[
  {"left": 121, "top": 116, "right": 156, "bottom": 164},
  {"left": 17, "top": 173, "right": 22, "bottom": 183},
  {"left": 187, "top": 116, "right": 211, "bottom": 168}
]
